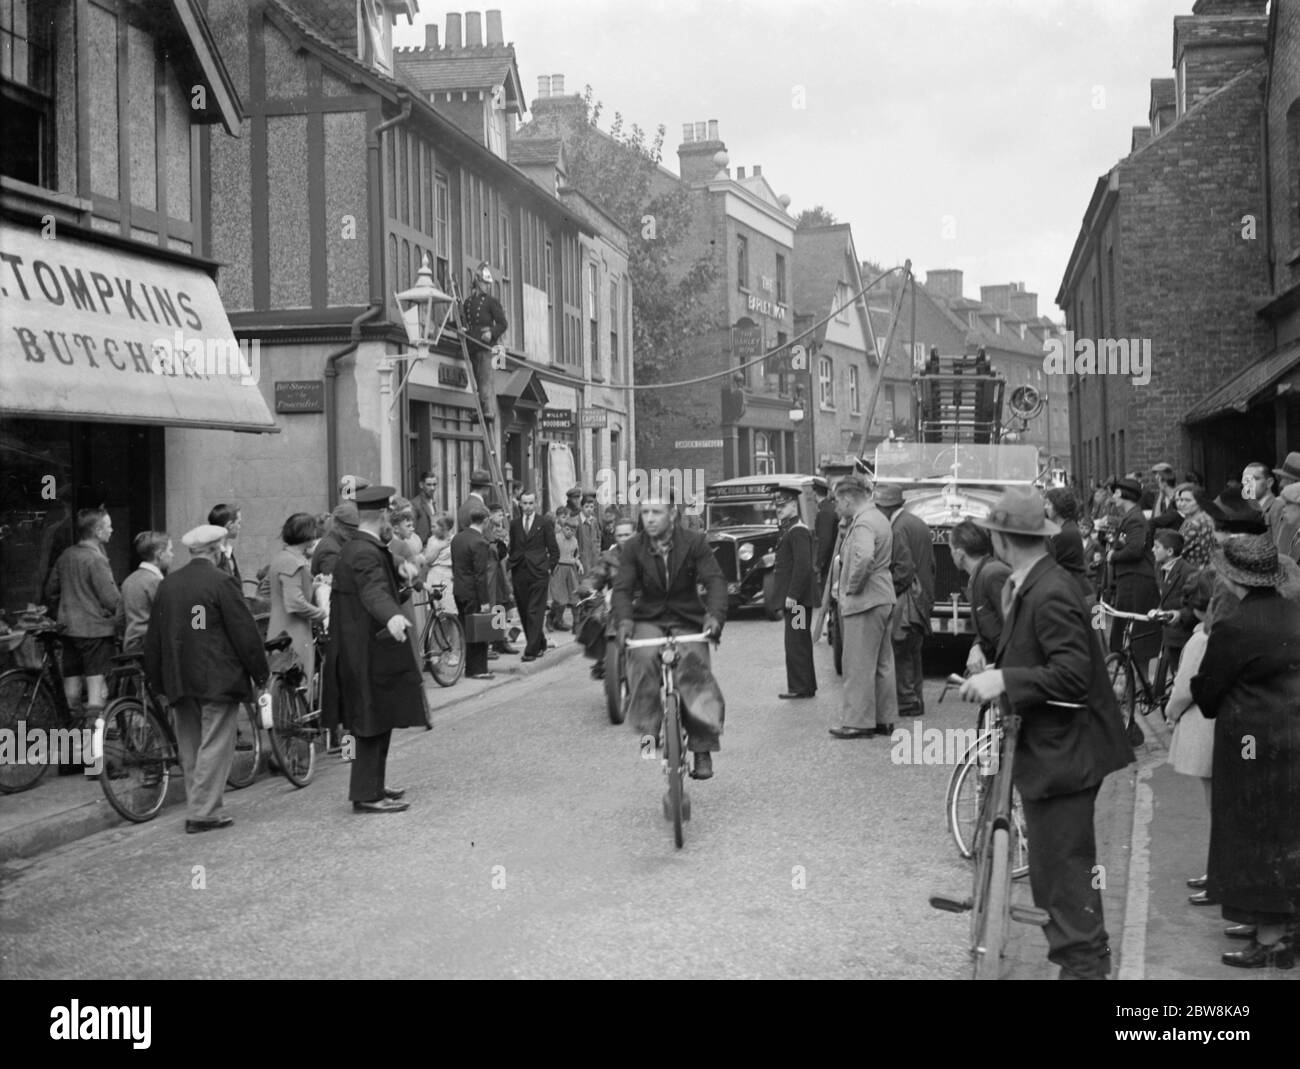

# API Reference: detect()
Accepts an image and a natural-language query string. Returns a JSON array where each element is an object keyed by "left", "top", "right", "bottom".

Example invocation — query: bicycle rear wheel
[
  {"left": 972, "top": 826, "right": 1011, "bottom": 980},
  {"left": 425, "top": 613, "right": 465, "bottom": 687},
  {"left": 603, "top": 642, "right": 626, "bottom": 724},
  {"left": 949, "top": 735, "right": 1029, "bottom": 880},
  {"left": 662, "top": 692, "right": 685, "bottom": 849},
  {"left": 99, "top": 698, "right": 171, "bottom": 822},
  {"left": 1106, "top": 653, "right": 1142, "bottom": 745},
  {"left": 0, "top": 668, "right": 58, "bottom": 794},
  {"left": 267, "top": 680, "right": 317, "bottom": 788},
  {"left": 226, "top": 701, "right": 262, "bottom": 789}
]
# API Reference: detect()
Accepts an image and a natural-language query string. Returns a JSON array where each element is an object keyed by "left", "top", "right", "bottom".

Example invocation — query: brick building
[{"left": 1056, "top": 0, "right": 1294, "bottom": 491}]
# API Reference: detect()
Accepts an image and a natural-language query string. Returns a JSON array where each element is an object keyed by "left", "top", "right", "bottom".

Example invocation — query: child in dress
[{"left": 548, "top": 513, "right": 581, "bottom": 631}]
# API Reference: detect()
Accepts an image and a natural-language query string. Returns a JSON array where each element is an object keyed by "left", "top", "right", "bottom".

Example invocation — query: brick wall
[{"left": 1268, "top": 0, "right": 1300, "bottom": 297}]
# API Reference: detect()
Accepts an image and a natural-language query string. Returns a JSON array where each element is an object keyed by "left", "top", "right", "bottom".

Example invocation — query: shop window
[{"left": 753, "top": 431, "right": 775, "bottom": 476}]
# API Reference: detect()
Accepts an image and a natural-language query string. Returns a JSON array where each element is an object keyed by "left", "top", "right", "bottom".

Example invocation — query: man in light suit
[
  {"left": 508, "top": 490, "right": 559, "bottom": 661},
  {"left": 829, "top": 475, "right": 898, "bottom": 738},
  {"left": 960, "top": 486, "right": 1134, "bottom": 979}
]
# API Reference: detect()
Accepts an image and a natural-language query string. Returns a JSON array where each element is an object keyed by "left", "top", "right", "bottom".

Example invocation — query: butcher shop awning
[{"left": 0, "top": 223, "right": 278, "bottom": 433}]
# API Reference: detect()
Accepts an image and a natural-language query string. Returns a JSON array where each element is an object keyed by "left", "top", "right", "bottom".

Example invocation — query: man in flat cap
[
  {"left": 323, "top": 486, "right": 426, "bottom": 813},
  {"left": 768, "top": 483, "right": 817, "bottom": 699},
  {"left": 457, "top": 469, "right": 493, "bottom": 533},
  {"left": 143, "top": 524, "right": 269, "bottom": 833},
  {"left": 959, "top": 486, "right": 1133, "bottom": 979},
  {"left": 828, "top": 475, "right": 898, "bottom": 738}
]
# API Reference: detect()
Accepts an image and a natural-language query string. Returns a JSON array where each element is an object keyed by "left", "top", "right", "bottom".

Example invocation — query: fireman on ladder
[{"left": 463, "top": 261, "right": 508, "bottom": 353}]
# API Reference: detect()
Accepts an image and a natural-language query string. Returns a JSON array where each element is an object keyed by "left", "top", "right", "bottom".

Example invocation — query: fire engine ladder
[
  {"left": 447, "top": 278, "right": 510, "bottom": 514},
  {"left": 913, "top": 355, "right": 1005, "bottom": 444}
]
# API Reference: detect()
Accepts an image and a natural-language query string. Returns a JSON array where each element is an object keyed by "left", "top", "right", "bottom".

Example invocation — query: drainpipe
[{"left": 325, "top": 304, "right": 384, "bottom": 504}]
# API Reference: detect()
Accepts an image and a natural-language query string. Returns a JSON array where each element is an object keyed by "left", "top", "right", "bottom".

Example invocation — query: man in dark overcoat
[
  {"left": 451, "top": 506, "right": 496, "bottom": 680},
  {"left": 1191, "top": 534, "right": 1300, "bottom": 967},
  {"left": 876, "top": 482, "right": 935, "bottom": 718},
  {"left": 961, "top": 486, "right": 1134, "bottom": 979},
  {"left": 456, "top": 469, "right": 492, "bottom": 533},
  {"left": 323, "top": 486, "right": 425, "bottom": 814},
  {"left": 813, "top": 478, "right": 839, "bottom": 593},
  {"left": 143, "top": 524, "right": 268, "bottom": 833},
  {"left": 768, "top": 483, "right": 817, "bottom": 699},
  {"left": 509, "top": 490, "right": 559, "bottom": 661}
]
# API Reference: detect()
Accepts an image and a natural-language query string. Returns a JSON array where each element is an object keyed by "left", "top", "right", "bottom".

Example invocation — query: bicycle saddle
[{"left": 264, "top": 631, "right": 294, "bottom": 653}]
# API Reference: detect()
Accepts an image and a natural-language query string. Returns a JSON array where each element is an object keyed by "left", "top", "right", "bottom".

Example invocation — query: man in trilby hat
[
  {"left": 959, "top": 485, "right": 1134, "bottom": 979},
  {"left": 143, "top": 524, "right": 269, "bottom": 833},
  {"left": 457, "top": 468, "right": 493, "bottom": 533}
]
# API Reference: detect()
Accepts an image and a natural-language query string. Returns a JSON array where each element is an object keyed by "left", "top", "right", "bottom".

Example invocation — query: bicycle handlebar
[
  {"left": 624, "top": 632, "right": 714, "bottom": 649},
  {"left": 1096, "top": 601, "right": 1157, "bottom": 623}
]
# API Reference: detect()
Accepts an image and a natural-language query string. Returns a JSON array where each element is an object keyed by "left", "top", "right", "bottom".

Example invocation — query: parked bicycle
[
  {"left": 944, "top": 678, "right": 1029, "bottom": 880},
  {"left": 418, "top": 583, "right": 465, "bottom": 687},
  {"left": 623, "top": 630, "right": 713, "bottom": 849},
  {"left": 0, "top": 611, "right": 82, "bottom": 794},
  {"left": 263, "top": 631, "right": 322, "bottom": 787},
  {"left": 1098, "top": 601, "right": 1171, "bottom": 746},
  {"left": 931, "top": 693, "right": 1048, "bottom": 979}
]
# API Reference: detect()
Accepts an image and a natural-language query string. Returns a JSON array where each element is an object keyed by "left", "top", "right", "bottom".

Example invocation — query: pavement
[{"left": 0, "top": 633, "right": 583, "bottom": 865}]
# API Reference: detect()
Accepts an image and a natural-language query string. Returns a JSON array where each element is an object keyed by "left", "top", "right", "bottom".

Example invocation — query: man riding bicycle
[{"left": 612, "top": 499, "right": 728, "bottom": 779}]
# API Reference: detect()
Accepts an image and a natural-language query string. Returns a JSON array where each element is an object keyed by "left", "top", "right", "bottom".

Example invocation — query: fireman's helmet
[{"left": 476, "top": 261, "right": 494, "bottom": 285}]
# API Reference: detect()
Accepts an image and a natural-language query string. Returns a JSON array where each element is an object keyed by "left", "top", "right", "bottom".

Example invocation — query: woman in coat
[
  {"left": 1045, "top": 487, "right": 1093, "bottom": 605},
  {"left": 266, "top": 513, "right": 328, "bottom": 681},
  {"left": 1191, "top": 534, "right": 1300, "bottom": 969}
]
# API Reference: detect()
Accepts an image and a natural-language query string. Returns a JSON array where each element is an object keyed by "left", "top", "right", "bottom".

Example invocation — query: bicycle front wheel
[
  {"left": 1106, "top": 653, "right": 1141, "bottom": 745},
  {"left": 0, "top": 668, "right": 58, "bottom": 794},
  {"left": 99, "top": 698, "right": 171, "bottom": 822},
  {"left": 226, "top": 701, "right": 262, "bottom": 788},
  {"left": 267, "top": 680, "right": 317, "bottom": 788},
  {"left": 425, "top": 613, "right": 465, "bottom": 687},
  {"left": 603, "top": 641, "right": 626, "bottom": 724},
  {"left": 972, "top": 826, "right": 1011, "bottom": 980},
  {"left": 662, "top": 692, "right": 685, "bottom": 849},
  {"left": 950, "top": 734, "right": 1029, "bottom": 880}
]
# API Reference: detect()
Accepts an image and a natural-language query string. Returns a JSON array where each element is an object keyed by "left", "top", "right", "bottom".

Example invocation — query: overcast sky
[{"left": 396, "top": 0, "right": 1198, "bottom": 320}]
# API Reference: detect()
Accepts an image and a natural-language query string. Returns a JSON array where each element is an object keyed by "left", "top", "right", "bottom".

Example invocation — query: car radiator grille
[{"left": 933, "top": 542, "right": 966, "bottom": 607}]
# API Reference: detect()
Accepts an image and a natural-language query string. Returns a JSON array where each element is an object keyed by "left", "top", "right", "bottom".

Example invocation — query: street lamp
[{"left": 379, "top": 254, "right": 456, "bottom": 484}]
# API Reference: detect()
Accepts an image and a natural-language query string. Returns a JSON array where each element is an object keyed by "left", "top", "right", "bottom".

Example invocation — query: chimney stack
[
  {"left": 707, "top": 119, "right": 719, "bottom": 140},
  {"left": 1008, "top": 290, "right": 1039, "bottom": 321},
  {"left": 466, "top": 11, "right": 483, "bottom": 47},
  {"left": 736, "top": 166, "right": 745, "bottom": 179},
  {"left": 537, "top": 75, "right": 551, "bottom": 98},
  {"left": 551, "top": 74, "right": 565, "bottom": 95},
  {"left": 425, "top": 24, "right": 439, "bottom": 49},
  {"left": 924, "top": 269, "right": 965, "bottom": 302},
  {"left": 677, "top": 120, "right": 726, "bottom": 184},
  {"left": 486, "top": 9, "right": 503, "bottom": 46},
  {"left": 446, "top": 12, "right": 462, "bottom": 49},
  {"left": 682, "top": 123, "right": 694, "bottom": 143},
  {"left": 980, "top": 284, "right": 1013, "bottom": 312},
  {"left": 752, "top": 165, "right": 762, "bottom": 177}
]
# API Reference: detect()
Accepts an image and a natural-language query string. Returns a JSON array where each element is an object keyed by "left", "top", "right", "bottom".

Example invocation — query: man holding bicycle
[
  {"left": 613, "top": 499, "right": 728, "bottom": 780},
  {"left": 959, "top": 486, "right": 1134, "bottom": 979}
]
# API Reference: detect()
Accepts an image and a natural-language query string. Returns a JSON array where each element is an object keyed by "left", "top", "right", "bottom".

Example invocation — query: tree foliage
[
  {"left": 795, "top": 205, "right": 837, "bottom": 229},
  {"left": 555, "top": 89, "right": 723, "bottom": 446}
]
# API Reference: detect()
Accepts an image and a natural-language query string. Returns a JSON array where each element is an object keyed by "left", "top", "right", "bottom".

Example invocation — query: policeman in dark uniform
[
  {"left": 769, "top": 482, "right": 817, "bottom": 699},
  {"left": 462, "top": 261, "right": 508, "bottom": 425}
]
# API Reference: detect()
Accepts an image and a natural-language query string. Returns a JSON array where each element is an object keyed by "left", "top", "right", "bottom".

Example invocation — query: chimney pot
[
  {"left": 486, "top": 10, "right": 503, "bottom": 46},
  {"left": 694, "top": 121, "right": 707, "bottom": 141},
  {"left": 682, "top": 123, "right": 694, "bottom": 143},
  {"left": 446, "top": 12, "right": 462, "bottom": 49},
  {"left": 425, "top": 24, "right": 439, "bottom": 50},
  {"left": 707, "top": 119, "right": 719, "bottom": 140},
  {"left": 752, "top": 164, "right": 762, "bottom": 177},
  {"left": 551, "top": 73, "right": 565, "bottom": 95},
  {"left": 736, "top": 166, "right": 745, "bottom": 179},
  {"left": 538, "top": 75, "right": 551, "bottom": 98},
  {"left": 466, "top": 11, "right": 483, "bottom": 47}
]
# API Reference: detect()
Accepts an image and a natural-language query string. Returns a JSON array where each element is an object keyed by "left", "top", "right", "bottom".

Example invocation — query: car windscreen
[
  {"left": 872, "top": 441, "right": 1040, "bottom": 482},
  {"left": 705, "top": 502, "right": 777, "bottom": 528}
]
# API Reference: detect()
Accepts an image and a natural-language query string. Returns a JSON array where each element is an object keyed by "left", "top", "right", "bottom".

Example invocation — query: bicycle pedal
[
  {"left": 1010, "top": 904, "right": 1050, "bottom": 927},
  {"left": 929, "top": 893, "right": 972, "bottom": 914}
]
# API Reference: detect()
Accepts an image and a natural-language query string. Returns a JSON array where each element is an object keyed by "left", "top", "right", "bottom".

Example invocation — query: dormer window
[{"left": 358, "top": 0, "right": 415, "bottom": 76}]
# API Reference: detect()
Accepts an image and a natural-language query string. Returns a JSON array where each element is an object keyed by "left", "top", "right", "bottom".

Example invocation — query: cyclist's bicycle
[
  {"left": 418, "top": 583, "right": 465, "bottom": 687},
  {"left": 574, "top": 589, "right": 627, "bottom": 724},
  {"left": 623, "top": 630, "right": 713, "bottom": 849},
  {"left": 1098, "top": 601, "right": 1171, "bottom": 746},
  {"left": 931, "top": 693, "right": 1048, "bottom": 979},
  {"left": 263, "top": 631, "right": 320, "bottom": 787},
  {"left": 944, "top": 678, "right": 1029, "bottom": 880}
]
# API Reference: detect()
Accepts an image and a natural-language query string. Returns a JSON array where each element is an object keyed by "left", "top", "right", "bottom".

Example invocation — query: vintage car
[
  {"left": 702, "top": 474, "right": 825, "bottom": 617},
  {"left": 871, "top": 440, "right": 1042, "bottom": 643}
]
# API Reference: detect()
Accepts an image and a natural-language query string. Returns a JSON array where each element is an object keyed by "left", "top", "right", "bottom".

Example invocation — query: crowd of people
[{"left": 30, "top": 467, "right": 637, "bottom": 828}]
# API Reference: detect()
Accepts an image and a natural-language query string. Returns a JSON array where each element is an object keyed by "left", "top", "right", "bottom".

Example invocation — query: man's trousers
[
  {"left": 172, "top": 698, "right": 239, "bottom": 821},
  {"left": 840, "top": 605, "right": 897, "bottom": 730}
]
